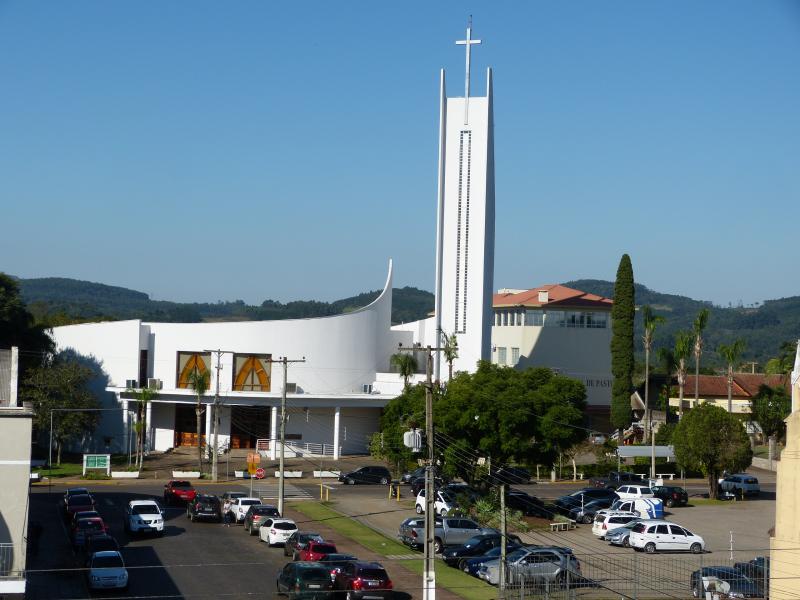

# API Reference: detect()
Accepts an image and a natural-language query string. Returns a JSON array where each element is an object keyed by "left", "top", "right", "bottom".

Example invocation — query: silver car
[
  {"left": 479, "top": 547, "right": 581, "bottom": 587},
  {"left": 605, "top": 519, "right": 646, "bottom": 547}
]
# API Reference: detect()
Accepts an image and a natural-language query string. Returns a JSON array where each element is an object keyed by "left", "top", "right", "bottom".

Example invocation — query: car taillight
[
  {"left": 673, "top": 493, "right": 679, "bottom": 498},
  {"left": 411, "top": 530, "right": 418, "bottom": 538},
  {"left": 602, "top": 523, "right": 607, "bottom": 530},
  {"left": 385, "top": 580, "right": 393, "bottom": 590},
  {"left": 353, "top": 578, "right": 364, "bottom": 590}
]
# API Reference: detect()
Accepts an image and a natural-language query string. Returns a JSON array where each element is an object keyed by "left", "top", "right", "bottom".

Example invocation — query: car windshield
[
  {"left": 506, "top": 548, "right": 529, "bottom": 561},
  {"left": 132, "top": 504, "right": 160, "bottom": 515},
  {"left": 92, "top": 555, "right": 124, "bottom": 569},
  {"left": 90, "top": 539, "right": 118, "bottom": 552},
  {"left": 68, "top": 495, "right": 92, "bottom": 506},
  {"left": 299, "top": 567, "right": 331, "bottom": 581},
  {"left": 172, "top": 481, "right": 192, "bottom": 488},
  {"left": 78, "top": 520, "right": 104, "bottom": 531},
  {"left": 253, "top": 506, "right": 279, "bottom": 515},
  {"left": 274, "top": 522, "right": 297, "bottom": 530},
  {"left": 440, "top": 492, "right": 455, "bottom": 502},
  {"left": 358, "top": 568, "right": 388, "bottom": 580},
  {"left": 312, "top": 544, "right": 337, "bottom": 554},
  {"left": 463, "top": 536, "right": 484, "bottom": 548},
  {"left": 300, "top": 533, "right": 322, "bottom": 542},
  {"left": 241, "top": 500, "right": 260, "bottom": 506}
]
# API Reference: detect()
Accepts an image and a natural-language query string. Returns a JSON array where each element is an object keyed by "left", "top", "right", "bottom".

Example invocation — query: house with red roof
[
  {"left": 491, "top": 284, "right": 613, "bottom": 429},
  {"left": 669, "top": 374, "right": 790, "bottom": 415}
]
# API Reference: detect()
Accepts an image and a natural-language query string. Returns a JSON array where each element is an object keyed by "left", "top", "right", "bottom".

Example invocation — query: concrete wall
[
  {"left": 0, "top": 409, "right": 32, "bottom": 594},
  {"left": 770, "top": 410, "right": 800, "bottom": 599}
]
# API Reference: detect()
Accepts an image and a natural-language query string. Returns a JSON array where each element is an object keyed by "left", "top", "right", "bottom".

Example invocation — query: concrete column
[
  {"left": 145, "top": 401, "right": 152, "bottom": 453},
  {"left": 270, "top": 406, "right": 278, "bottom": 460},
  {"left": 770, "top": 411, "right": 800, "bottom": 599},
  {"left": 121, "top": 400, "right": 129, "bottom": 458},
  {"left": 333, "top": 407, "right": 341, "bottom": 460},
  {"left": 205, "top": 404, "right": 212, "bottom": 450}
]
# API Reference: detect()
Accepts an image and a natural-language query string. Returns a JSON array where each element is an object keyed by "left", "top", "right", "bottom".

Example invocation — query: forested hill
[
  {"left": 18, "top": 277, "right": 434, "bottom": 326},
  {"left": 565, "top": 279, "right": 800, "bottom": 369}
]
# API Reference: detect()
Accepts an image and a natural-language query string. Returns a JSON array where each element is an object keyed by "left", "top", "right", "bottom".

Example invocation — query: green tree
[
  {"left": 126, "top": 386, "right": 158, "bottom": 470},
  {"left": 369, "top": 384, "right": 425, "bottom": 475},
  {"left": 672, "top": 403, "right": 752, "bottom": 497},
  {"left": 764, "top": 341, "right": 797, "bottom": 375},
  {"left": 610, "top": 254, "right": 635, "bottom": 434},
  {"left": 441, "top": 332, "right": 459, "bottom": 383},
  {"left": 0, "top": 273, "right": 54, "bottom": 376},
  {"left": 674, "top": 331, "right": 694, "bottom": 418},
  {"left": 654, "top": 422, "right": 676, "bottom": 445},
  {"left": 656, "top": 347, "right": 677, "bottom": 411},
  {"left": 692, "top": 308, "right": 710, "bottom": 403},
  {"left": 186, "top": 369, "right": 210, "bottom": 473},
  {"left": 390, "top": 352, "right": 418, "bottom": 389},
  {"left": 750, "top": 384, "right": 791, "bottom": 442},
  {"left": 718, "top": 339, "right": 746, "bottom": 413},
  {"left": 21, "top": 357, "right": 101, "bottom": 464}
]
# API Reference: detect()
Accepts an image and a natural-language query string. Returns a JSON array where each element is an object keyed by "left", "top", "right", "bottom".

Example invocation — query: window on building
[
  {"left": 495, "top": 312, "right": 501, "bottom": 326},
  {"left": 544, "top": 311, "right": 565, "bottom": 327},
  {"left": 233, "top": 354, "right": 272, "bottom": 392},
  {"left": 497, "top": 347, "right": 507, "bottom": 365},
  {"left": 586, "top": 312, "right": 608, "bottom": 328},
  {"left": 525, "top": 309, "right": 544, "bottom": 326},
  {"left": 176, "top": 352, "right": 212, "bottom": 389},
  {"left": 501, "top": 312, "right": 508, "bottom": 326},
  {"left": 511, "top": 347, "right": 520, "bottom": 365}
]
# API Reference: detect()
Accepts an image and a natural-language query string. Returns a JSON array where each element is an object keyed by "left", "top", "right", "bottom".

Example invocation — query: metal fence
[{"left": 0, "top": 543, "right": 17, "bottom": 578}]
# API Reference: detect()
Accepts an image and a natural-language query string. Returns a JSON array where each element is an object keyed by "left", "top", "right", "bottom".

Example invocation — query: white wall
[{"left": 151, "top": 402, "right": 176, "bottom": 452}]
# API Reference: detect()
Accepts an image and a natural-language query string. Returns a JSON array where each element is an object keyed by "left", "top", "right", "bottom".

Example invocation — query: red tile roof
[
  {"left": 684, "top": 374, "right": 789, "bottom": 398},
  {"left": 493, "top": 284, "right": 613, "bottom": 309}
]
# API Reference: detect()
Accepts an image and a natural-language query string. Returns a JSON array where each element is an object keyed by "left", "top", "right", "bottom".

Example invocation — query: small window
[
  {"left": 642, "top": 488, "right": 652, "bottom": 495},
  {"left": 497, "top": 347, "right": 507, "bottom": 365},
  {"left": 511, "top": 348, "right": 520, "bottom": 365},
  {"left": 670, "top": 525, "right": 687, "bottom": 536},
  {"left": 655, "top": 525, "right": 670, "bottom": 535}
]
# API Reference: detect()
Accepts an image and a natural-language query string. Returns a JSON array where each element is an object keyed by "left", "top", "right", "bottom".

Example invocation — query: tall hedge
[{"left": 610, "top": 254, "right": 635, "bottom": 432}]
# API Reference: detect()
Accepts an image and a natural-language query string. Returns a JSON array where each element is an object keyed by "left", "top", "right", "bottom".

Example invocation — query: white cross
[{"left": 456, "top": 17, "right": 481, "bottom": 125}]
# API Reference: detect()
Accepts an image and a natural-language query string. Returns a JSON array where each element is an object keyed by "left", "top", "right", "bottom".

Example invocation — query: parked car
[
  {"left": 220, "top": 491, "right": 247, "bottom": 503},
  {"left": 284, "top": 531, "right": 325, "bottom": 557},
  {"left": 187, "top": 494, "right": 222, "bottom": 522},
  {"left": 244, "top": 504, "right": 281, "bottom": 534},
  {"left": 334, "top": 561, "right": 393, "bottom": 600},
  {"left": 651, "top": 485, "right": 689, "bottom": 508},
  {"left": 554, "top": 488, "right": 617, "bottom": 514},
  {"left": 63, "top": 487, "right": 92, "bottom": 509},
  {"left": 297, "top": 540, "right": 339, "bottom": 562},
  {"left": 227, "top": 497, "right": 262, "bottom": 523},
  {"left": 401, "top": 466, "right": 426, "bottom": 484},
  {"left": 276, "top": 561, "right": 335, "bottom": 598},
  {"left": 81, "top": 534, "right": 119, "bottom": 563},
  {"left": 719, "top": 474, "right": 760, "bottom": 497},
  {"left": 73, "top": 517, "right": 108, "bottom": 548},
  {"left": 409, "top": 475, "right": 444, "bottom": 497},
  {"left": 604, "top": 520, "right": 647, "bottom": 547},
  {"left": 442, "top": 483, "right": 482, "bottom": 504},
  {"left": 734, "top": 556, "right": 769, "bottom": 597},
  {"left": 71, "top": 510, "right": 102, "bottom": 529},
  {"left": 65, "top": 494, "right": 96, "bottom": 520},
  {"left": 479, "top": 547, "right": 581, "bottom": 587},
  {"left": 568, "top": 498, "right": 616, "bottom": 524},
  {"left": 415, "top": 489, "right": 457, "bottom": 516},
  {"left": 124, "top": 500, "right": 165, "bottom": 536},
  {"left": 397, "top": 516, "right": 495, "bottom": 553},
  {"left": 591, "top": 512, "right": 639, "bottom": 538},
  {"left": 319, "top": 553, "right": 358, "bottom": 582},
  {"left": 86, "top": 550, "right": 128, "bottom": 591},
  {"left": 442, "top": 534, "right": 524, "bottom": 568},
  {"left": 163, "top": 480, "right": 197, "bottom": 505},
  {"left": 505, "top": 490, "right": 551, "bottom": 518},
  {"left": 589, "top": 471, "right": 641, "bottom": 490},
  {"left": 629, "top": 520, "right": 704, "bottom": 553},
  {"left": 690, "top": 566, "right": 761, "bottom": 598},
  {"left": 259, "top": 518, "right": 298, "bottom": 546},
  {"left": 338, "top": 466, "right": 392, "bottom": 485},
  {"left": 614, "top": 485, "right": 655, "bottom": 500},
  {"left": 462, "top": 545, "right": 523, "bottom": 577},
  {"left": 490, "top": 466, "right": 531, "bottom": 485},
  {"left": 598, "top": 498, "right": 664, "bottom": 520}
]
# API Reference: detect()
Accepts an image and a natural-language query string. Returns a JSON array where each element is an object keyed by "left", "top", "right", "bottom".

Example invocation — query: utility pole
[
  {"left": 499, "top": 483, "right": 506, "bottom": 600},
  {"left": 398, "top": 343, "right": 445, "bottom": 600},
  {"left": 204, "top": 349, "right": 236, "bottom": 482},
  {"left": 265, "top": 356, "right": 306, "bottom": 516}
]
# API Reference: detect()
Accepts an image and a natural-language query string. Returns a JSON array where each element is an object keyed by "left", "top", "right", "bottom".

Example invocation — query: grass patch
[
  {"left": 290, "top": 502, "right": 495, "bottom": 600},
  {"left": 34, "top": 463, "right": 83, "bottom": 478}
]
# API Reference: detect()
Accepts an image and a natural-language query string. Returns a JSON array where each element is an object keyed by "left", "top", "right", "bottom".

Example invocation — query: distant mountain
[
  {"left": 565, "top": 279, "right": 799, "bottom": 370},
  {"left": 15, "top": 275, "right": 797, "bottom": 369},
  {"left": 17, "top": 276, "right": 435, "bottom": 327}
]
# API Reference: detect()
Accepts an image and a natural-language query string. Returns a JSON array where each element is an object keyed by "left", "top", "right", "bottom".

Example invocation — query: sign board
[
  {"left": 247, "top": 452, "right": 260, "bottom": 464},
  {"left": 83, "top": 454, "right": 111, "bottom": 476},
  {"left": 255, "top": 467, "right": 265, "bottom": 479},
  {"left": 248, "top": 463, "right": 258, "bottom": 475}
]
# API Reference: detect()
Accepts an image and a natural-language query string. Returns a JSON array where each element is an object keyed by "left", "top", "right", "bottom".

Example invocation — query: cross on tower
[{"left": 455, "top": 16, "right": 481, "bottom": 125}]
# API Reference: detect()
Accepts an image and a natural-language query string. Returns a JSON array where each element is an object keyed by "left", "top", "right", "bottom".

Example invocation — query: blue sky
[{"left": 1, "top": 1, "right": 798, "bottom": 307}]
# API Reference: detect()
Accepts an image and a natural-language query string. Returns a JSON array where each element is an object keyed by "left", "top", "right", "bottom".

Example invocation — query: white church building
[{"left": 50, "top": 24, "right": 498, "bottom": 458}]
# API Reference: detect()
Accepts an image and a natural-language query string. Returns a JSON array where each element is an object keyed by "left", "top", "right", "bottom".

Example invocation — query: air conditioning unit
[
  {"left": 362, "top": 384, "right": 373, "bottom": 394},
  {"left": 125, "top": 379, "right": 138, "bottom": 389},
  {"left": 285, "top": 382, "right": 297, "bottom": 394},
  {"left": 147, "top": 378, "right": 162, "bottom": 390}
]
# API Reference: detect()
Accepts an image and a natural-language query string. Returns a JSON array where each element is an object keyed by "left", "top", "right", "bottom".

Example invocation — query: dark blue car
[{"left": 462, "top": 544, "right": 522, "bottom": 577}]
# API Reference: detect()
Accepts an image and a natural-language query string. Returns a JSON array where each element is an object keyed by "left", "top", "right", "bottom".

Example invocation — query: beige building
[
  {"left": 668, "top": 374, "right": 789, "bottom": 416},
  {"left": 491, "top": 284, "right": 613, "bottom": 429}
]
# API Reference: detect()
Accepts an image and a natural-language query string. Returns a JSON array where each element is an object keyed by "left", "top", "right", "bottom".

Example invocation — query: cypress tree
[{"left": 610, "top": 254, "right": 635, "bottom": 434}]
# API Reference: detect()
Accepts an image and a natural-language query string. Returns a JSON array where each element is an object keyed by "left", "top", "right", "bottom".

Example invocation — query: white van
[
  {"left": 615, "top": 485, "right": 655, "bottom": 499},
  {"left": 600, "top": 498, "right": 664, "bottom": 519},
  {"left": 592, "top": 512, "right": 639, "bottom": 538}
]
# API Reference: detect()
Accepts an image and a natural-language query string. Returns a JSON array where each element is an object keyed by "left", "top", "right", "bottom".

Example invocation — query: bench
[
  {"left": 549, "top": 520, "right": 577, "bottom": 532},
  {"left": 657, "top": 473, "right": 675, "bottom": 481}
]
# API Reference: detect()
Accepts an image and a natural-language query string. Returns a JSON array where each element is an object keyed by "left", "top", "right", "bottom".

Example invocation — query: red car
[
  {"left": 297, "top": 540, "right": 338, "bottom": 561},
  {"left": 65, "top": 494, "right": 96, "bottom": 519},
  {"left": 334, "top": 561, "right": 393, "bottom": 600},
  {"left": 163, "top": 480, "right": 197, "bottom": 505},
  {"left": 72, "top": 517, "right": 108, "bottom": 548}
]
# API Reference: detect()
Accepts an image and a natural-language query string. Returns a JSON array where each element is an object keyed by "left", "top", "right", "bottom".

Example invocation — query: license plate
[
  {"left": 308, "top": 584, "right": 321, "bottom": 589},
  {"left": 365, "top": 580, "right": 379, "bottom": 587}
]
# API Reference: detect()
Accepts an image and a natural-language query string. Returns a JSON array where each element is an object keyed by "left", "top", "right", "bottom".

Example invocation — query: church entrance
[
  {"left": 229, "top": 406, "right": 271, "bottom": 449},
  {"left": 174, "top": 403, "right": 207, "bottom": 447}
]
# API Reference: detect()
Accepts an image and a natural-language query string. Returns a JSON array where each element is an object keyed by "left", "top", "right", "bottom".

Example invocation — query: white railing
[{"left": 255, "top": 439, "right": 341, "bottom": 457}]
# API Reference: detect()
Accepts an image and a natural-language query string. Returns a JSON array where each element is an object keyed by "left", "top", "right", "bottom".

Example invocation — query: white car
[
  {"left": 259, "top": 518, "right": 298, "bottom": 546},
  {"left": 125, "top": 500, "right": 164, "bottom": 535},
  {"left": 415, "top": 489, "right": 457, "bottom": 516},
  {"left": 615, "top": 485, "right": 654, "bottom": 500},
  {"left": 719, "top": 474, "right": 760, "bottom": 496},
  {"left": 591, "top": 512, "right": 639, "bottom": 538},
  {"left": 629, "top": 520, "right": 705, "bottom": 553},
  {"left": 228, "top": 497, "right": 262, "bottom": 523},
  {"left": 597, "top": 498, "right": 664, "bottom": 520},
  {"left": 87, "top": 550, "right": 129, "bottom": 590}
]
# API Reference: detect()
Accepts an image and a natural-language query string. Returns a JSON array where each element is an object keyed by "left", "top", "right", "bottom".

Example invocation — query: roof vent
[{"left": 538, "top": 290, "right": 549, "bottom": 303}]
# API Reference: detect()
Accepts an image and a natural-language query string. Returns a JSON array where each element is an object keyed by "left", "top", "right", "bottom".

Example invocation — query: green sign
[{"left": 83, "top": 454, "right": 111, "bottom": 474}]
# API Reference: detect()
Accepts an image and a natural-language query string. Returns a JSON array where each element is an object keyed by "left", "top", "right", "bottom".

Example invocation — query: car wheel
[
  {"left": 249, "top": 525, "right": 257, "bottom": 537},
  {"left": 439, "top": 508, "right": 448, "bottom": 517},
  {"left": 693, "top": 583, "right": 702, "bottom": 598},
  {"left": 665, "top": 499, "right": 674, "bottom": 508},
  {"left": 690, "top": 543, "right": 702, "bottom": 554},
  {"left": 557, "top": 572, "right": 568, "bottom": 590},
  {"left": 644, "top": 542, "right": 656, "bottom": 554},
  {"left": 582, "top": 514, "right": 593, "bottom": 524},
  {"left": 434, "top": 538, "right": 443, "bottom": 554},
  {"left": 347, "top": 478, "right": 355, "bottom": 485},
  {"left": 622, "top": 537, "right": 630, "bottom": 548},
  {"left": 415, "top": 505, "right": 423, "bottom": 515},
  {"left": 380, "top": 477, "right": 389, "bottom": 485},
  {"left": 458, "top": 559, "right": 468, "bottom": 571}
]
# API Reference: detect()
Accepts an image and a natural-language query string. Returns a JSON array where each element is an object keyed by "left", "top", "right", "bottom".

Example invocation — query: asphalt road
[{"left": 28, "top": 482, "right": 293, "bottom": 600}]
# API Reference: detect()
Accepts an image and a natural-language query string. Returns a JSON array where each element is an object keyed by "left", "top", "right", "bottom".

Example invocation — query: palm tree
[
  {"left": 656, "top": 347, "right": 676, "bottom": 411},
  {"left": 390, "top": 353, "right": 418, "bottom": 389},
  {"left": 186, "top": 369, "right": 210, "bottom": 473},
  {"left": 674, "top": 331, "right": 694, "bottom": 419},
  {"left": 127, "top": 386, "right": 158, "bottom": 470},
  {"left": 718, "top": 339, "right": 746, "bottom": 413},
  {"left": 641, "top": 306, "right": 665, "bottom": 478},
  {"left": 442, "top": 332, "right": 459, "bottom": 383},
  {"left": 692, "top": 308, "right": 710, "bottom": 403}
]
